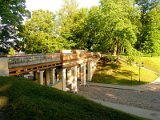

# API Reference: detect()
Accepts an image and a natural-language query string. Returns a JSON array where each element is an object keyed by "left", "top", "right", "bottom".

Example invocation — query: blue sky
[{"left": 26, "top": 0, "right": 100, "bottom": 12}]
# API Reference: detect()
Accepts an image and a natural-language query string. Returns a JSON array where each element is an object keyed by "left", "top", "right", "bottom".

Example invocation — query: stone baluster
[{"left": 62, "top": 68, "right": 67, "bottom": 91}]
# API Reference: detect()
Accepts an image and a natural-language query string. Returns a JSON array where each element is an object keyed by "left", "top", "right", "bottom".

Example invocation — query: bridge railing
[
  {"left": 8, "top": 53, "right": 61, "bottom": 68},
  {"left": 62, "top": 52, "right": 94, "bottom": 62},
  {"left": 62, "top": 53, "right": 78, "bottom": 61}
]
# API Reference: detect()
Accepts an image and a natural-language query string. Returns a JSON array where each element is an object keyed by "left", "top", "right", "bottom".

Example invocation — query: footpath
[
  {"left": 84, "top": 77, "right": 160, "bottom": 120},
  {"left": 86, "top": 97, "right": 160, "bottom": 120}
]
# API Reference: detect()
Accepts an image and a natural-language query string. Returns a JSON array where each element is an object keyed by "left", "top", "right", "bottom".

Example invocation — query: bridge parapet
[{"left": 8, "top": 53, "right": 61, "bottom": 68}]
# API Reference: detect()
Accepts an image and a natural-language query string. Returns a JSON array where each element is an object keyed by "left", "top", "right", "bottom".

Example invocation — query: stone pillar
[
  {"left": 87, "top": 61, "right": 92, "bottom": 81},
  {"left": 0, "top": 57, "right": 9, "bottom": 76},
  {"left": 77, "top": 66, "right": 80, "bottom": 80},
  {"left": 33, "top": 71, "right": 38, "bottom": 80},
  {"left": 46, "top": 69, "right": 51, "bottom": 85},
  {"left": 72, "top": 66, "right": 78, "bottom": 92},
  {"left": 51, "top": 68, "right": 56, "bottom": 84},
  {"left": 92, "top": 61, "right": 96, "bottom": 73},
  {"left": 81, "top": 63, "right": 86, "bottom": 85},
  {"left": 62, "top": 68, "right": 67, "bottom": 91},
  {"left": 39, "top": 71, "right": 44, "bottom": 85},
  {"left": 67, "top": 68, "right": 72, "bottom": 85}
]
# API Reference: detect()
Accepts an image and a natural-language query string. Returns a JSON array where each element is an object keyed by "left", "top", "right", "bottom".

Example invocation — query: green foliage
[
  {"left": 1, "top": 0, "right": 160, "bottom": 56},
  {"left": 8, "top": 47, "right": 15, "bottom": 56},
  {"left": 0, "top": 0, "right": 30, "bottom": 48},
  {"left": 135, "top": 0, "right": 160, "bottom": 55},
  {"left": 21, "top": 10, "right": 72, "bottom": 53},
  {"left": 0, "top": 77, "right": 144, "bottom": 120},
  {"left": 0, "top": 47, "right": 8, "bottom": 54},
  {"left": 57, "top": 0, "right": 78, "bottom": 44}
]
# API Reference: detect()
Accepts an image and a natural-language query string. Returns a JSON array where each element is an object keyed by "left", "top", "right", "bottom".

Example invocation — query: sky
[{"left": 26, "top": 0, "right": 100, "bottom": 12}]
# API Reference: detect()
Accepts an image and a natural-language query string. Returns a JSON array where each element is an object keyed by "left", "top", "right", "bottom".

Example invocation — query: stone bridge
[{"left": 0, "top": 50, "right": 100, "bottom": 92}]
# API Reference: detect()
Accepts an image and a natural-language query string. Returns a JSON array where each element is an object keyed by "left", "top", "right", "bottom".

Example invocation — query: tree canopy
[
  {"left": 21, "top": 10, "right": 73, "bottom": 53},
  {"left": 1, "top": 0, "right": 160, "bottom": 56},
  {"left": 0, "top": 0, "right": 30, "bottom": 49}
]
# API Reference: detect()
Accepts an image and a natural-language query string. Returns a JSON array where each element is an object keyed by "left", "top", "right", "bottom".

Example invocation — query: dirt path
[{"left": 78, "top": 83, "right": 160, "bottom": 112}]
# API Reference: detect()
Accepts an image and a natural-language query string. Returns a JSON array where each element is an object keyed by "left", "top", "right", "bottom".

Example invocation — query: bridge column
[
  {"left": 51, "top": 68, "right": 56, "bottom": 84},
  {"left": 77, "top": 66, "right": 80, "bottom": 80},
  {"left": 67, "top": 68, "right": 72, "bottom": 85},
  {"left": 0, "top": 57, "right": 9, "bottom": 76},
  {"left": 72, "top": 65, "right": 78, "bottom": 92},
  {"left": 87, "top": 61, "right": 92, "bottom": 81},
  {"left": 46, "top": 69, "right": 51, "bottom": 85},
  {"left": 33, "top": 71, "right": 39, "bottom": 80},
  {"left": 81, "top": 63, "right": 86, "bottom": 85},
  {"left": 62, "top": 68, "right": 67, "bottom": 91},
  {"left": 92, "top": 61, "right": 96, "bottom": 74},
  {"left": 39, "top": 71, "right": 44, "bottom": 85}
]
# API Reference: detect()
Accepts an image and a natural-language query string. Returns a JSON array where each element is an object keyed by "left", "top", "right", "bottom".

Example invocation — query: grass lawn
[
  {"left": 92, "top": 59, "right": 158, "bottom": 85},
  {"left": 0, "top": 76, "right": 146, "bottom": 120},
  {"left": 141, "top": 56, "right": 160, "bottom": 73}
]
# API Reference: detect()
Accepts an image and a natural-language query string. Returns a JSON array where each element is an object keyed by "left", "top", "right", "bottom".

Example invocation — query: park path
[{"left": 78, "top": 77, "right": 160, "bottom": 120}]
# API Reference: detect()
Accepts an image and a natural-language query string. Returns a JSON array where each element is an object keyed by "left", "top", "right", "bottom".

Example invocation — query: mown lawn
[
  {"left": 0, "top": 76, "right": 146, "bottom": 120},
  {"left": 141, "top": 56, "right": 160, "bottom": 73},
  {"left": 92, "top": 59, "right": 158, "bottom": 85}
]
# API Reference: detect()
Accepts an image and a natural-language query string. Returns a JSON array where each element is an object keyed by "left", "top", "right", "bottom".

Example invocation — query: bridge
[{"left": 0, "top": 50, "right": 100, "bottom": 92}]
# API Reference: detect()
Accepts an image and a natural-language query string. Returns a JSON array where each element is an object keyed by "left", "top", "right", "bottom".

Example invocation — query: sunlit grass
[
  {"left": 141, "top": 56, "right": 160, "bottom": 73},
  {"left": 92, "top": 60, "right": 158, "bottom": 85}
]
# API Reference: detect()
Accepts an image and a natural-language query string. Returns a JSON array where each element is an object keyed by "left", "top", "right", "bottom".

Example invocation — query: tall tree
[
  {"left": 144, "top": 4, "right": 160, "bottom": 55},
  {"left": 0, "top": 0, "right": 30, "bottom": 49},
  {"left": 135, "top": 0, "right": 160, "bottom": 55},
  {"left": 57, "top": 0, "right": 78, "bottom": 45},
  {"left": 21, "top": 10, "right": 70, "bottom": 53},
  {"left": 98, "top": 0, "right": 137, "bottom": 55}
]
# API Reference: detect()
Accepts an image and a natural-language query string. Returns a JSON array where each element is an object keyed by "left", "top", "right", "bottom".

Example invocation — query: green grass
[
  {"left": 92, "top": 60, "right": 158, "bottom": 85},
  {"left": 0, "top": 76, "right": 146, "bottom": 120},
  {"left": 120, "top": 55, "right": 160, "bottom": 74},
  {"left": 141, "top": 56, "right": 160, "bottom": 73}
]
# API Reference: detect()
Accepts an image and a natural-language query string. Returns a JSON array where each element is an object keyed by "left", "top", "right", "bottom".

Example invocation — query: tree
[
  {"left": 0, "top": 0, "right": 30, "bottom": 49},
  {"left": 135, "top": 0, "right": 160, "bottom": 55},
  {"left": 144, "top": 4, "right": 160, "bottom": 55},
  {"left": 57, "top": 0, "right": 78, "bottom": 45},
  {"left": 21, "top": 10, "right": 71, "bottom": 53},
  {"left": 97, "top": 0, "right": 137, "bottom": 55}
]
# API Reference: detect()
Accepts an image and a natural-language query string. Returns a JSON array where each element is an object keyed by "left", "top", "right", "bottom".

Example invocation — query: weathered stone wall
[
  {"left": 53, "top": 81, "right": 63, "bottom": 90},
  {"left": 0, "top": 57, "right": 9, "bottom": 76}
]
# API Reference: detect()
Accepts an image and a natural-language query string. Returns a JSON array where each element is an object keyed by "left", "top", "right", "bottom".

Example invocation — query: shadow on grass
[
  {"left": 0, "top": 76, "right": 144, "bottom": 120},
  {"left": 113, "top": 70, "right": 138, "bottom": 77},
  {"left": 96, "top": 63, "right": 121, "bottom": 72}
]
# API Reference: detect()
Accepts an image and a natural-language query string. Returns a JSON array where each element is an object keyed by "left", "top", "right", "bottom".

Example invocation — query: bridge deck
[{"left": 8, "top": 50, "right": 97, "bottom": 76}]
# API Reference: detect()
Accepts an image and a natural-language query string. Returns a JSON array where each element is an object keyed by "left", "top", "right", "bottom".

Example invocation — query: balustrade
[{"left": 8, "top": 53, "right": 61, "bottom": 68}]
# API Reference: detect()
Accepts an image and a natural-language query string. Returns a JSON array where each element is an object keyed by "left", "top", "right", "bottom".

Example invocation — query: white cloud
[{"left": 26, "top": 0, "right": 99, "bottom": 12}]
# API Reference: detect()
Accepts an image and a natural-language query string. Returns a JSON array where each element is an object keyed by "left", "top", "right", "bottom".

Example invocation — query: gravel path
[{"left": 78, "top": 84, "right": 160, "bottom": 111}]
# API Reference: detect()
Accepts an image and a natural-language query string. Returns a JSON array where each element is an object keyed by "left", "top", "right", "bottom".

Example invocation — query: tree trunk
[{"left": 113, "top": 44, "right": 117, "bottom": 56}]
